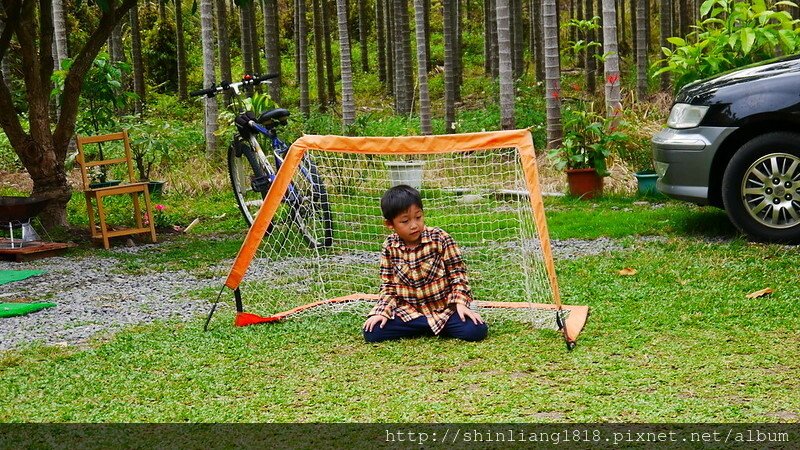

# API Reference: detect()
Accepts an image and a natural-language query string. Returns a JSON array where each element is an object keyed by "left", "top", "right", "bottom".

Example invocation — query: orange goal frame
[{"left": 221, "top": 129, "right": 589, "bottom": 348}]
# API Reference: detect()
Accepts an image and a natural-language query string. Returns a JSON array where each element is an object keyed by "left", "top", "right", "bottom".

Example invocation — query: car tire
[{"left": 722, "top": 131, "right": 800, "bottom": 243}]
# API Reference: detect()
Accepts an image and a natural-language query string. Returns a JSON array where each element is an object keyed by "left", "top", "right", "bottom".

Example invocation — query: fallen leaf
[
  {"left": 746, "top": 287, "right": 773, "bottom": 299},
  {"left": 618, "top": 267, "right": 637, "bottom": 276}
]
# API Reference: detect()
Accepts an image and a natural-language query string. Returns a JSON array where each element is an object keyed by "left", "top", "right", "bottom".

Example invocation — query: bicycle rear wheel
[
  {"left": 228, "top": 139, "right": 274, "bottom": 229},
  {"left": 288, "top": 158, "right": 333, "bottom": 248}
]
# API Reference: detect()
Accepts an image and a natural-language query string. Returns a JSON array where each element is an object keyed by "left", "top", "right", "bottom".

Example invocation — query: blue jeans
[{"left": 363, "top": 314, "right": 488, "bottom": 343}]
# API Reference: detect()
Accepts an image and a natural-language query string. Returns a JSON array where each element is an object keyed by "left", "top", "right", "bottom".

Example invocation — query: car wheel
[{"left": 722, "top": 131, "right": 800, "bottom": 243}]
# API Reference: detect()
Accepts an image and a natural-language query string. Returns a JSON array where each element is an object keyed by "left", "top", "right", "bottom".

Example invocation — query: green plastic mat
[
  {"left": 0, "top": 270, "right": 44, "bottom": 285},
  {"left": 0, "top": 302, "right": 56, "bottom": 318}
]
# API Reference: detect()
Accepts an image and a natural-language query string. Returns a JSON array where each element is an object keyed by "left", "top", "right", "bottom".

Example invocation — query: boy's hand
[
  {"left": 455, "top": 303, "right": 484, "bottom": 325},
  {"left": 363, "top": 315, "right": 388, "bottom": 332}
]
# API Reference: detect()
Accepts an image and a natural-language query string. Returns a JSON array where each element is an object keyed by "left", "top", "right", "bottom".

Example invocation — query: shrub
[{"left": 654, "top": 0, "right": 800, "bottom": 90}]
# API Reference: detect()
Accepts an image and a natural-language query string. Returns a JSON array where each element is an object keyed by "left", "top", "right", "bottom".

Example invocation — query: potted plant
[
  {"left": 548, "top": 100, "right": 628, "bottom": 199},
  {"left": 128, "top": 119, "right": 171, "bottom": 196}
]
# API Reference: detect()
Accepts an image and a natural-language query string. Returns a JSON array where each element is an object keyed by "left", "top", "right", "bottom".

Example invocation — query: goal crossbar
[{"left": 222, "top": 129, "right": 589, "bottom": 347}]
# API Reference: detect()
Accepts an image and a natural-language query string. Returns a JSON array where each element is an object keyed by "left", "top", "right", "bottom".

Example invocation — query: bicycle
[{"left": 190, "top": 74, "right": 333, "bottom": 248}]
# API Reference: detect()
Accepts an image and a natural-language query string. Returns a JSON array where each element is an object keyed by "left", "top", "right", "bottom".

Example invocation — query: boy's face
[{"left": 386, "top": 204, "right": 425, "bottom": 246}]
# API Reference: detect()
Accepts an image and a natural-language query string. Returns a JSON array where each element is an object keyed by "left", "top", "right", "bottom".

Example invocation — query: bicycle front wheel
[
  {"left": 288, "top": 158, "right": 333, "bottom": 248},
  {"left": 228, "top": 139, "right": 275, "bottom": 228}
]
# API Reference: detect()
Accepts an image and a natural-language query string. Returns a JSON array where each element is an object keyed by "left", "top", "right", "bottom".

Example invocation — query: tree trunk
[
  {"left": 542, "top": 0, "right": 562, "bottom": 149},
  {"left": 262, "top": 0, "right": 281, "bottom": 103},
  {"left": 377, "top": 0, "right": 386, "bottom": 82},
  {"left": 110, "top": 21, "right": 124, "bottom": 62},
  {"left": 424, "top": 0, "right": 431, "bottom": 69},
  {"left": 240, "top": 2, "right": 254, "bottom": 79},
  {"left": 443, "top": 0, "right": 456, "bottom": 132},
  {"left": 497, "top": 0, "right": 514, "bottom": 129},
  {"left": 313, "top": 0, "right": 327, "bottom": 109},
  {"left": 659, "top": 0, "right": 671, "bottom": 91},
  {"left": 0, "top": 0, "right": 137, "bottom": 228},
  {"left": 215, "top": 0, "right": 234, "bottom": 106},
  {"left": 393, "top": 0, "right": 412, "bottom": 115},
  {"left": 323, "top": 0, "right": 336, "bottom": 104},
  {"left": 602, "top": 0, "right": 621, "bottom": 125},
  {"left": 336, "top": 0, "right": 356, "bottom": 126},
  {"left": 52, "top": 0, "right": 68, "bottom": 68},
  {"left": 358, "top": 0, "right": 369, "bottom": 72},
  {"left": 385, "top": 0, "right": 394, "bottom": 95},
  {"left": 489, "top": 0, "right": 499, "bottom": 77},
  {"left": 635, "top": 0, "right": 647, "bottom": 100},
  {"left": 249, "top": 2, "right": 262, "bottom": 83},
  {"left": 201, "top": 0, "right": 219, "bottom": 155},
  {"left": 130, "top": 7, "right": 146, "bottom": 114},
  {"left": 298, "top": 0, "right": 310, "bottom": 115},
  {"left": 511, "top": 0, "right": 524, "bottom": 79},
  {"left": 176, "top": 0, "right": 187, "bottom": 100},
  {"left": 413, "top": 0, "right": 432, "bottom": 134},
  {"left": 532, "top": 0, "right": 543, "bottom": 80},
  {"left": 159, "top": 0, "right": 167, "bottom": 22}
]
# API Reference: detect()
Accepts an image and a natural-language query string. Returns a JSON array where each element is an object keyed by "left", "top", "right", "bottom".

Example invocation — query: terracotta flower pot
[{"left": 566, "top": 168, "right": 603, "bottom": 199}]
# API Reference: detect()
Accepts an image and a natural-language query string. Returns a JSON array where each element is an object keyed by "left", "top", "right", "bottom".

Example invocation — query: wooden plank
[{"left": 0, "top": 241, "right": 76, "bottom": 262}]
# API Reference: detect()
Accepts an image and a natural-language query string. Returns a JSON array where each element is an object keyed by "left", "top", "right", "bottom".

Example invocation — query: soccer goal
[{"left": 211, "top": 129, "right": 589, "bottom": 349}]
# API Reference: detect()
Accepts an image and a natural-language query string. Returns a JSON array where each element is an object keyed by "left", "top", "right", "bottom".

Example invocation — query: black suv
[{"left": 652, "top": 54, "right": 800, "bottom": 243}]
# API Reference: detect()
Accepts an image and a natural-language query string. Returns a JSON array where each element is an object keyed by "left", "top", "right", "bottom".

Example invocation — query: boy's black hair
[{"left": 380, "top": 185, "right": 423, "bottom": 221}]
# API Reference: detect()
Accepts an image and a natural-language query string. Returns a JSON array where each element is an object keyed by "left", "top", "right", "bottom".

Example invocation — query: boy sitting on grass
[{"left": 363, "top": 185, "right": 488, "bottom": 342}]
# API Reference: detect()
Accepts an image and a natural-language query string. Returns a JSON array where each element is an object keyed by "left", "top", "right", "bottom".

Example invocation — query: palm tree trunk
[
  {"left": 249, "top": 2, "right": 262, "bottom": 82},
  {"left": 497, "top": 0, "right": 514, "bottom": 129},
  {"left": 110, "top": 22, "right": 124, "bottom": 62},
  {"left": 454, "top": 0, "right": 463, "bottom": 100},
  {"left": 511, "top": 0, "right": 524, "bottom": 79},
  {"left": 313, "top": 0, "right": 327, "bottom": 109},
  {"left": 176, "top": 0, "right": 187, "bottom": 99},
  {"left": 130, "top": 6, "right": 146, "bottom": 114},
  {"left": 323, "top": 0, "right": 337, "bottom": 104},
  {"left": 532, "top": 0, "right": 543, "bottom": 81},
  {"left": 336, "top": 0, "right": 356, "bottom": 126},
  {"left": 602, "top": 0, "right": 621, "bottom": 125},
  {"left": 635, "top": 0, "right": 647, "bottom": 100},
  {"left": 413, "top": 0, "right": 432, "bottom": 134},
  {"left": 201, "top": 0, "right": 219, "bottom": 155},
  {"left": 298, "top": 0, "right": 310, "bottom": 115},
  {"left": 659, "top": 0, "right": 671, "bottom": 91},
  {"left": 240, "top": 2, "right": 254, "bottom": 79},
  {"left": 385, "top": 0, "right": 395, "bottom": 95},
  {"left": 393, "top": 0, "right": 412, "bottom": 115},
  {"left": 216, "top": 0, "right": 234, "bottom": 106},
  {"left": 542, "top": 0, "right": 562, "bottom": 149},
  {"left": 52, "top": 0, "right": 68, "bottom": 68},
  {"left": 358, "top": 0, "right": 369, "bottom": 72},
  {"left": 443, "top": 0, "right": 456, "bottom": 132},
  {"left": 489, "top": 0, "right": 499, "bottom": 77},
  {"left": 424, "top": 0, "right": 431, "bottom": 69},
  {"left": 262, "top": 0, "right": 281, "bottom": 103},
  {"left": 377, "top": 0, "right": 386, "bottom": 82}
]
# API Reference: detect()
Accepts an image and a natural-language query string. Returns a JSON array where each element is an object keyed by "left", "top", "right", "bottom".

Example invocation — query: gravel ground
[{"left": 0, "top": 237, "right": 642, "bottom": 351}]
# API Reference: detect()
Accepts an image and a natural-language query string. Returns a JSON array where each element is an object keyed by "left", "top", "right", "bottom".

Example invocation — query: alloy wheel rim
[{"left": 741, "top": 152, "right": 800, "bottom": 229}]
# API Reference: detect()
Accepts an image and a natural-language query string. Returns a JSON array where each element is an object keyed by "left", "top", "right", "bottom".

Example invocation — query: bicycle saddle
[{"left": 258, "top": 108, "right": 290, "bottom": 123}]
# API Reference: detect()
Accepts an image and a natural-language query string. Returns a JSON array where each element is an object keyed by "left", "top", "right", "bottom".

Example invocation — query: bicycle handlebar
[{"left": 189, "top": 73, "right": 279, "bottom": 98}]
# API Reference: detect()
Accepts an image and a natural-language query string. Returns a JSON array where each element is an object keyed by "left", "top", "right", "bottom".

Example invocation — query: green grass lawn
[{"left": 1, "top": 197, "right": 798, "bottom": 422}]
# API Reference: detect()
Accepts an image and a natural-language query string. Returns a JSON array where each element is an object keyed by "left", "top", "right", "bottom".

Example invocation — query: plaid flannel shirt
[{"left": 368, "top": 226, "right": 473, "bottom": 334}]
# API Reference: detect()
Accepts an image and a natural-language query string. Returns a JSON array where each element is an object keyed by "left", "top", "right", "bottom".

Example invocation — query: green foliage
[
  {"left": 144, "top": 18, "right": 178, "bottom": 92},
  {"left": 563, "top": 16, "right": 603, "bottom": 59},
  {"left": 548, "top": 100, "right": 629, "bottom": 176},
  {"left": 654, "top": 0, "right": 800, "bottom": 90},
  {"left": 52, "top": 53, "right": 133, "bottom": 136}
]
